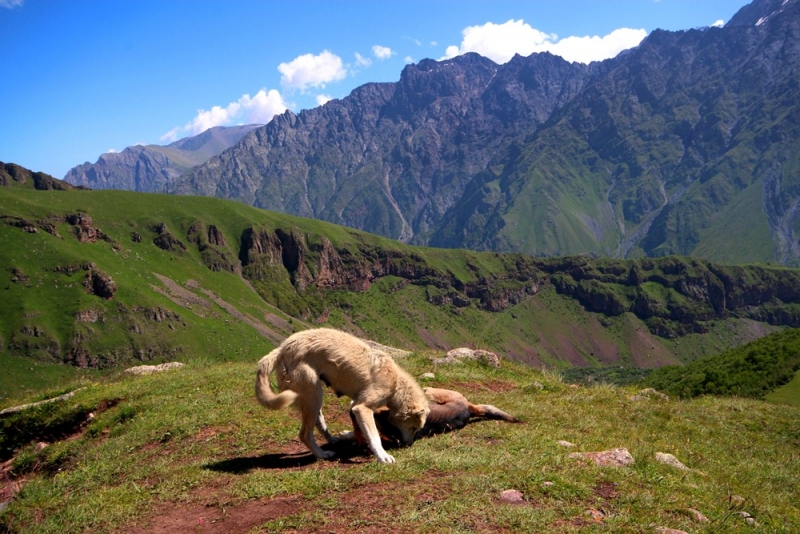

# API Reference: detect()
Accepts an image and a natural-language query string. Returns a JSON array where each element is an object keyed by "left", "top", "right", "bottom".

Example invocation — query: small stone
[
  {"left": 730, "top": 495, "right": 746, "bottom": 507},
  {"left": 655, "top": 452, "right": 689, "bottom": 471},
  {"left": 542, "top": 481, "right": 555, "bottom": 487},
  {"left": 687, "top": 508, "right": 709, "bottom": 523},
  {"left": 124, "top": 362, "right": 185, "bottom": 375},
  {"left": 629, "top": 388, "right": 669, "bottom": 401},
  {"left": 586, "top": 509, "right": 605, "bottom": 522},
  {"left": 498, "top": 489, "right": 524, "bottom": 503},
  {"left": 653, "top": 528, "right": 689, "bottom": 534},
  {"left": 419, "top": 372, "right": 435, "bottom": 380},
  {"left": 569, "top": 447, "right": 635, "bottom": 467},
  {"left": 557, "top": 440, "right": 576, "bottom": 447}
]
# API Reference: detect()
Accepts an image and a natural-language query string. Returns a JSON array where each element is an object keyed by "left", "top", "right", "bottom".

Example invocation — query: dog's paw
[
  {"left": 376, "top": 453, "right": 396, "bottom": 464},
  {"left": 333, "top": 431, "right": 354, "bottom": 442}
]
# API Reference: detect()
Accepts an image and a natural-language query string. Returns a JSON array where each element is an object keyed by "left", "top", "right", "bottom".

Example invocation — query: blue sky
[{"left": 0, "top": 0, "right": 749, "bottom": 179}]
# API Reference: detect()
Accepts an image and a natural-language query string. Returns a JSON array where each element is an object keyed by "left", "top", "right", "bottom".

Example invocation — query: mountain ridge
[{"left": 160, "top": 0, "right": 800, "bottom": 265}]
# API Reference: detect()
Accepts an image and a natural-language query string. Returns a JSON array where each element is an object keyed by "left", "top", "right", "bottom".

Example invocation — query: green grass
[
  {"left": 1, "top": 356, "right": 798, "bottom": 533},
  {"left": 764, "top": 370, "right": 800, "bottom": 406}
]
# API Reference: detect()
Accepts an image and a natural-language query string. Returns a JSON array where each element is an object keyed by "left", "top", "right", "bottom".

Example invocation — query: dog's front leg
[{"left": 351, "top": 404, "right": 395, "bottom": 464}]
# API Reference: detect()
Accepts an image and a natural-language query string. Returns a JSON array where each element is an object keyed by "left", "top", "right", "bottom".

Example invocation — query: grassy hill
[
  {"left": 643, "top": 327, "right": 800, "bottom": 404},
  {"left": 1, "top": 355, "right": 798, "bottom": 532},
  {"left": 5, "top": 176, "right": 800, "bottom": 403}
]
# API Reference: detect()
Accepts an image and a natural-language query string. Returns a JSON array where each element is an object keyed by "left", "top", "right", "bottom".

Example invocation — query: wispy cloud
[
  {"left": 161, "top": 89, "right": 287, "bottom": 142},
  {"left": 372, "top": 45, "right": 394, "bottom": 60},
  {"left": 278, "top": 50, "right": 347, "bottom": 92},
  {"left": 711, "top": 19, "right": 725, "bottom": 28},
  {"left": 0, "top": 0, "right": 24, "bottom": 9},
  {"left": 354, "top": 52, "right": 372, "bottom": 68},
  {"left": 316, "top": 94, "right": 333, "bottom": 106},
  {"left": 443, "top": 19, "right": 646, "bottom": 64}
]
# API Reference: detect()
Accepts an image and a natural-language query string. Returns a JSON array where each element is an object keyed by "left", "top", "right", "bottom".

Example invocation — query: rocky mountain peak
[{"left": 727, "top": 0, "right": 799, "bottom": 27}]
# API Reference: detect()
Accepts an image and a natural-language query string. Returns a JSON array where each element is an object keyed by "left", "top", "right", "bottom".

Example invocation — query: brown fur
[
  {"left": 350, "top": 387, "right": 520, "bottom": 446},
  {"left": 255, "top": 328, "right": 429, "bottom": 464}
]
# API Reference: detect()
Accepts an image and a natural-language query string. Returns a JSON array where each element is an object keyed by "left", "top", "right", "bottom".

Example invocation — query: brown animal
[
  {"left": 255, "top": 328, "right": 429, "bottom": 464},
  {"left": 348, "top": 387, "right": 520, "bottom": 446}
]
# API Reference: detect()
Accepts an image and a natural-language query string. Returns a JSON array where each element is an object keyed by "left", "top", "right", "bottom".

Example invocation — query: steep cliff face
[
  {"left": 237, "top": 224, "right": 543, "bottom": 318},
  {"left": 538, "top": 255, "right": 800, "bottom": 337},
  {"left": 63, "top": 125, "right": 261, "bottom": 192}
]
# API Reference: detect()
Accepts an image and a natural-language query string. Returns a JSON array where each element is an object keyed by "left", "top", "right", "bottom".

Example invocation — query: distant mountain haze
[{"left": 64, "top": 124, "right": 261, "bottom": 192}]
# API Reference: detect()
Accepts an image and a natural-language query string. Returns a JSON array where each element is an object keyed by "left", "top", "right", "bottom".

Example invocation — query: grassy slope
[
  {"left": 0, "top": 357, "right": 798, "bottom": 533},
  {"left": 0, "top": 187, "right": 693, "bottom": 401},
  {"left": 765, "top": 371, "right": 800, "bottom": 406},
  {"left": 3, "top": 185, "right": 795, "bottom": 403}
]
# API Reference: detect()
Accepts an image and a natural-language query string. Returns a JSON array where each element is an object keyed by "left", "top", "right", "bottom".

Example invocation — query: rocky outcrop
[
  {"left": 84, "top": 269, "right": 117, "bottom": 299},
  {"left": 1, "top": 161, "right": 78, "bottom": 191},
  {"left": 186, "top": 221, "right": 235, "bottom": 271},
  {"left": 151, "top": 223, "right": 186, "bottom": 253}
]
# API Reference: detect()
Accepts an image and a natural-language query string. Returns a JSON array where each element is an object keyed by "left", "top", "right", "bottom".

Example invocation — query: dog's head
[{"left": 388, "top": 403, "right": 430, "bottom": 445}]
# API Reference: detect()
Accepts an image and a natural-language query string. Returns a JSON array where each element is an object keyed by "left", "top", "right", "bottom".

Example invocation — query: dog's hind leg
[
  {"left": 351, "top": 403, "right": 395, "bottom": 464},
  {"left": 296, "top": 370, "right": 336, "bottom": 459},
  {"left": 315, "top": 409, "right": 341, "bottom": 444}
]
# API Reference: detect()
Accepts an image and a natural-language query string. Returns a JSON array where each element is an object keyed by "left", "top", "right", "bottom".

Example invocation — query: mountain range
[
  {"left": 64, "top": 0, "right": 800, "bottom": 265},
  {"left": 64, "top": 124, "right": 260, "bottom": 193}
]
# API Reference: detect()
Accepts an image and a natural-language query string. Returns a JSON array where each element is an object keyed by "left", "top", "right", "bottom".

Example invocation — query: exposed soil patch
[
  {"left": 416, "top": 327, "right": 449, "bottom": 349},
  {"left": 446, "top": 379, "right": 518, "bottom": 394},
  {"left": 629, "top": 327, "right": 681, "bottom": 368},
  {"left": 124, "top": 493, "right": 306, "bottom": 534},
  {"left": 593, "top": 480, "right": 619, "bottom": 501}
]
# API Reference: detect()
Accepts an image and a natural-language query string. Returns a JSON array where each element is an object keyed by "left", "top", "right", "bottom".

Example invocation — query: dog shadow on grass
[{"left": 203, "top": 439, "right": 385, "bottom": 473}]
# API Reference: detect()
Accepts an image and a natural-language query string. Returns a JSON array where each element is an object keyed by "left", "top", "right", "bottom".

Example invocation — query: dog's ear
[{"left": 412, "top": 404, "right": 429, "bottom": 417}]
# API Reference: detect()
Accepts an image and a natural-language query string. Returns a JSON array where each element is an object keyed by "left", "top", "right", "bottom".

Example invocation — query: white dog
[{"left": 255, "top": 328, "right": 429, "bottom": 463}]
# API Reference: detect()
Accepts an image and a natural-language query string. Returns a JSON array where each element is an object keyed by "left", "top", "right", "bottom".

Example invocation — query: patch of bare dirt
[
  {"left": 502, "top": 338, "right": 545, "bottom": 367},
  {"left": 416, "top": 327, "right": 449, "bottom": 349},
  {"left": 629, "top": 327, "right": 681, "bottom": 368},
  {"left": 447, "top": 379, "right": 518, "bottom": 394},
  {"left": 124, "top": 493, "right": 306, "bottom": 534}
]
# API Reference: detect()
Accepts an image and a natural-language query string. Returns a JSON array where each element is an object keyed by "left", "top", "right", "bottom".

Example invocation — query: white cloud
[
  {"left": 278, "top": 50, "right": 347, "bottom": 92},
  {"left": 316, "top": 94, "right": 333, "bottom": 106},
  {"left": 354, "top": 52, "right": 372, "bottom": 68},
  {"left": 404, "top": 56, "right": 414, "bottom": 64},
  {"left": 443, "top": 19, "right": 647, "bottom": 65},
  {"left": 0, "top": 0, "right": 24, "bottom": 8},
  {"left": 160, "top": 89, "right": 287, "bottom": 142},
  {"left": 547, "top": 28, "right": 648, "bottom": 63},
  {"left": 372, "top": 45, "right": 394, "bottom": 60},
  {"left": 106, "top": 148, "right": 118, "bottom": 154},
  {"left": 711, "top": 19, "right": 725, "bottom": 28}
]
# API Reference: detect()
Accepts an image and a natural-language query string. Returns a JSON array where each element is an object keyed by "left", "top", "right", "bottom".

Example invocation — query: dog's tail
[
  {"left": 467, "top": 403, "right": 520, "bottom": 423},
  {"left": 255, "top": 348, "right": 298, "bottom": 410}
]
